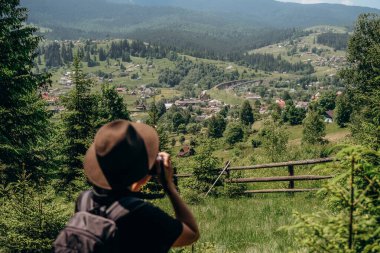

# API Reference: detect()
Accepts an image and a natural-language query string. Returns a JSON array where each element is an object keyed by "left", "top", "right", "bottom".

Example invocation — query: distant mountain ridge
[
  {"left": 23, "top": 0, "right": 379, "bottom": 32},
  {"left": 108, "top": 0, "right": 379, "bottom": 27},
  {"left": 21, "top": 0, "right": 379, "bottom": 56}
]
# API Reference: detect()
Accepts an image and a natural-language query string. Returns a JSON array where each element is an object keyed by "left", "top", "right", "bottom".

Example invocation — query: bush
[
  {"left": 224, "top": 123, "right": 244, "bottom": 145},
  {"left": 191, "top": 141, "right": 220, "bottom": 195},
  {"left": 251, "top": 139, "right": 262, "bottom": 148},
  {"left": 223, "top": 172, "right": 247, "bottom": 198},
  {"left": 181, "top": 187, "right": 204, "bottom": 205},
  {"left": 0, "top": 173, "right": 71, "bottom": 252}
]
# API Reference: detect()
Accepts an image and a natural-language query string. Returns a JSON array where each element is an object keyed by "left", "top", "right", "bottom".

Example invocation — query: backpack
[{"left": 53, "top": 191, "right": 144, "bottom": 253}]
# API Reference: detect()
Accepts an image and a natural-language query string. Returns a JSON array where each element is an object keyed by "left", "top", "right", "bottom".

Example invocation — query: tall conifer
[
  {"left": 97, "top": 83, "right": 130, "bottom": 127},
  {"left": 0, "top": 0, "right": 51, "bottom": 182},
  {"left": 61, "top": 56, "right": 97, "bottom": 184},
  {"left": 240, "top": 100, "right": 254, "bottom": 126}
]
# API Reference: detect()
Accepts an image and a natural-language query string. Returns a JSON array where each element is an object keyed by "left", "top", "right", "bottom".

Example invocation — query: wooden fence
[{"left": 175, "top": 157, "right": 336, "bottom": 194}]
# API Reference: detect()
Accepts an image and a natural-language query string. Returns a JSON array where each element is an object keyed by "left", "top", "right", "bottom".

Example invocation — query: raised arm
[{"left": 158, "top": 152, "right": 200, "bottom": 247}]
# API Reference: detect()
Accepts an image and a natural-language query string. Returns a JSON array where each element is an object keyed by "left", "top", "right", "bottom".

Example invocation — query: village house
[
  {"left": 295, "top": 101, "right": 309, "bottom": 109},
  {"left": 324, "top": 110, "right": 334, "bottom": 123},
  {"left": 116, "top": 87, "right": 126, "bottom": 93},
  {"left": 59, "top": 76, "right": 72, "bottom": 86},
  {"left": 246, "top": 94, "right": 262, "bottom": 100},
  {"left": 208, "top": 99, "right": 223, "bottom": 107},
  {"left": 41, "top": 92, "right": 59, "bottom": 105},
  {"left": 259, "top": 106, "right": 269, "bottom": 114},
  {"left": 195, "top": 114, "right": 212, "bottom": 122},
  {"left": 203, "top": 106, "right": 221, "bottom": 114},
  {"left": 177, "top": 146, "right": 196, "bottom": 157},
  {"left": 275, "top": 99, "right": 286, "bottom": 109},
  {"left": 164, "top": 103, "right": 173, "bottom": 110},
  {"left": 175, "top": 98, "right": 204, "bottom": 108}
]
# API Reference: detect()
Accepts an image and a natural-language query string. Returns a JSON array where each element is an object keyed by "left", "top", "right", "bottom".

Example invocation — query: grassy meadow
[{"left": 155, "top": 193, "right": 322, "bottom": 253}]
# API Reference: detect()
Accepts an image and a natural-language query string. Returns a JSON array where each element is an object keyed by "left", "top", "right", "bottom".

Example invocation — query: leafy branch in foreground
[{"left": 283, "top": 146, "right": 380, "bottom": 253}]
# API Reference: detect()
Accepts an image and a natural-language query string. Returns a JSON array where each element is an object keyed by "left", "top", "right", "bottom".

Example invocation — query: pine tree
[
  {"left": 98, "top": 47, "right": 107, "bottom": 61},
  {"left": 192, "top": 140, "right": 220, "bottom": 195},
  {"left": 45, "top": 42, "right": 62, "bottom": 67},
  {"left": 260, "top": 119, "right": 288, "bottom": 162},
  {"left": 207, "top": 115, "right": 226, "bottom": 138},
  {"left": 335, "top": 93, "right": 352, "bottom": 127},
  {"left": 97, "top": 83, "right": 130, "bottom": 127},
  {"left": 147, "top": 98, "right": 159, "bottom": 127},
  {"left": 0, "top": 0, "right": 52, "bottom": 183},
  {"left": 302, "top": 110, "right": 326, "bottom": 145},
  {"left": 240, "top": 100, "right": 254, "bottom": 126},
  {"left": 122, "top": 51, "right": 131, "bottom": 62},
  {"left": 61, "top": 42, "right": 68, "bottom": 63},
  {"left": 156, "top": 100, "right": 167, "bottom": 118},
  {"left": 61, "top": 55, "right": 97, "bottom": 184}
]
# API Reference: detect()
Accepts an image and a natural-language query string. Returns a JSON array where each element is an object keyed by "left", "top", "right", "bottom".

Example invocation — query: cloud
[
  {"left": 295, "top": 0, "right": 352, "bottom": 4},
  {"left": 341, "top": 0, "right": 354, "bottom": 5},
  {"left": 277, "top": 0, "right": 379, "bottom": 8}
]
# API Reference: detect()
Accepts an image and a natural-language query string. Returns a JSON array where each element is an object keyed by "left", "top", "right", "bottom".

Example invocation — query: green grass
[
  {"left": 209, "top": 89, "right": 247, "bottom": 106},
  {"left": 153, "top": 194, "right": 322, "bottom": 252}
]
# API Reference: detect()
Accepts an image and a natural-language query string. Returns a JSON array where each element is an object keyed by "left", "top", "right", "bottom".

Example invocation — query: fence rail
[
  {"left": 229, "top": 175, "right": 333, "bottom": 183},
  {"left": 174, "top": 157, "right": 336, "bottom": 194},
  {"left": 245, "top": 188, "right": 320, "bottom": 194},
  {"left": 227, "top": 157, "right": 334, "bottom": 171}
]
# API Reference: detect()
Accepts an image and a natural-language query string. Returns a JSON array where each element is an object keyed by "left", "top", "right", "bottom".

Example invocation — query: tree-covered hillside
[
  {"left": 110, "top": 0, "right": 380, "bottom": 27},
  {"left": 21, "top": 0, "right": 379, "bottom": 58}
]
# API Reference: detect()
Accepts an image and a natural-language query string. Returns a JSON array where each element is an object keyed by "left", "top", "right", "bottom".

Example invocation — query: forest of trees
[
  {"left": 41, "top": 39, "right": 178, "bottom": 68},
  {"left": 317, "top": 32, "right": 350, "bottom": 50},
  {"left": 158, "top": 59, "right": 240, "bottom": 96},
  {"left": 242, "top": 53, "right": 314, "bottom": 74}
]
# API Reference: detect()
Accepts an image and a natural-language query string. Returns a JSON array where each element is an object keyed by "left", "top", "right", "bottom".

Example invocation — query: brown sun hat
[{"left": 84, "top": 120, "right": 159, "bottom": 190}]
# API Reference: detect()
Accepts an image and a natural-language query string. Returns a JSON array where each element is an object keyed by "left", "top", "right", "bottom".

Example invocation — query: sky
[{"left": 276, "top": 0, "right": 380, "bottom": 9}]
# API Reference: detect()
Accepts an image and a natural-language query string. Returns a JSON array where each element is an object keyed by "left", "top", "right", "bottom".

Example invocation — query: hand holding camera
[{"left": 152, "top": 152, "right": 174, "bottom": 191}]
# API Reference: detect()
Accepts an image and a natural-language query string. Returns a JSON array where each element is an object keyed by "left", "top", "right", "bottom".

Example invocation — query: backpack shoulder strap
[
  {"left": 106, "top": 197, "right": 146, "bottom": 221},
  {"left": 77, "top": 190, "right": 94, "bottom": 212}
]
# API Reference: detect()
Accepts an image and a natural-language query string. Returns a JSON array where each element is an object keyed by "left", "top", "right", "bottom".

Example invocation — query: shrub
[
  {"left": 224, "top": 123, "right": 244, "bottom": 145},
  {"left": 223, "top": 171, "right": 247, "bottom": 198},
  {"left": 191, "top": 141, "right": 220, "bottom": 195},
  {"left": 0, "top": 173, "right": 70, "bottom": 252},
  {"left": 251, "top": 139, "right": 262, "bottom": 148}
]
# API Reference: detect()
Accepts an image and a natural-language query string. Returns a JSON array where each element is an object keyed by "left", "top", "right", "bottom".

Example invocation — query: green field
[{"left": 155, "top": 193, "right": 322, "bottom": 252}]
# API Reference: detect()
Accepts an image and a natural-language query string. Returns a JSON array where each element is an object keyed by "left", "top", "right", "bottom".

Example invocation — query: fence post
[
  {"left": 226, "top": 167, "right": 230, "bottom": 179},
  {"left": 288, "top": 165, "right": 294, "bottom": 189}
]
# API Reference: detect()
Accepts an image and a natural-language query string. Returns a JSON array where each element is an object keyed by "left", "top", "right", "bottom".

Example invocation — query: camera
[{"left": 149, "top": 155, "right": 165, "bottom": 177}]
